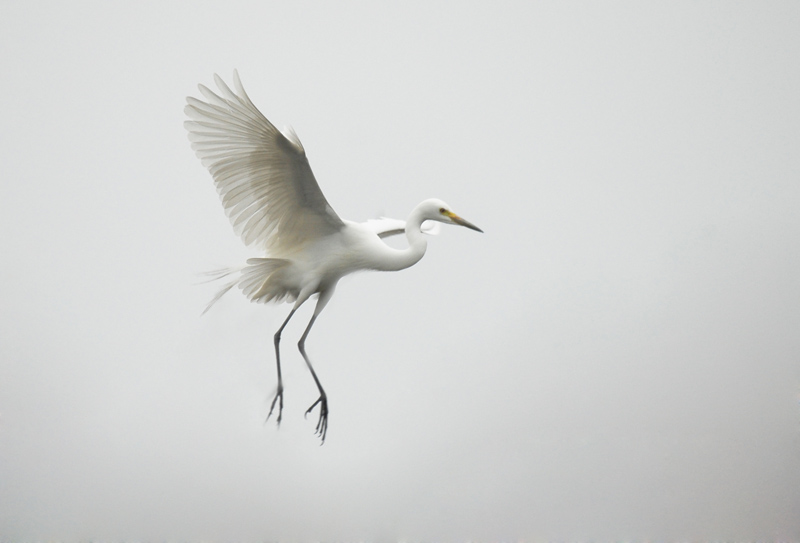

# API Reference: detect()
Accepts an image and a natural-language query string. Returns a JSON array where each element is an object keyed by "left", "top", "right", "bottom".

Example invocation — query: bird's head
[{"left": 421, "top": 198, "right": 483, "bottom": 233}]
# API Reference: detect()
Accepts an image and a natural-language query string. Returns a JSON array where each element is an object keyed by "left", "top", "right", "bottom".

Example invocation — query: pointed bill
[{"left": 450, "top": 213, "right": 483, "bottom": 233}]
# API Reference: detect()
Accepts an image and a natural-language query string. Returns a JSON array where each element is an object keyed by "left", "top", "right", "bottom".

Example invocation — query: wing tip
[{"left": 281, "top": 125, "right": 305, "bottom": 154}]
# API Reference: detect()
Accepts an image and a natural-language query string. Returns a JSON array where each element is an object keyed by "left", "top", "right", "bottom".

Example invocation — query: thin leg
[
  {"left": 267, "top": 308, "right": 296, "bottom": 425},
  {"left": 299, "top": 285, "right": 336, "bottom": 443},
  {"left": 298, "top": 314, "right": 328, "bottom": 442}
]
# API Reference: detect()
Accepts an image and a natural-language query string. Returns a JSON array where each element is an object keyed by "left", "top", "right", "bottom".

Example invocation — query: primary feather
[{"left": 184, "top": 70, "right": 344, "bottom": 254}]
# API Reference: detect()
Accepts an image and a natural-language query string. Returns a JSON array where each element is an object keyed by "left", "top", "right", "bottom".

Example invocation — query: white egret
[{"left": 185, "top": 71, "right": 482, "bottom": 443}]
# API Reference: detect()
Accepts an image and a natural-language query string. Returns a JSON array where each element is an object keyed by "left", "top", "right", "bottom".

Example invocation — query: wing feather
[
  {"left": 185, "top": 71, "right": 344, "bottom": 253},
  {"left": 361, "top": 217, "right": 441, "bottom": 239}
]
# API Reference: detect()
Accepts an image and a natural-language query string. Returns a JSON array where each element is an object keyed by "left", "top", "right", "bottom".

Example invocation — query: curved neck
[{"left": 376, "top": 205, "right": 428, "bottom": 272}]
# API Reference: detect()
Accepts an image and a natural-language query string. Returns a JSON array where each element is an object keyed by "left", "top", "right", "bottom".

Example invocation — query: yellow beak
[{"left": 445, "top": 211, "right": 483, "bottom": 233}]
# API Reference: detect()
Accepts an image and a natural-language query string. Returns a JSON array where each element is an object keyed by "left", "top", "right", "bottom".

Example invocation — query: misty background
[{"left": 1, "top": 1, "right": 799, "bottom": 541}]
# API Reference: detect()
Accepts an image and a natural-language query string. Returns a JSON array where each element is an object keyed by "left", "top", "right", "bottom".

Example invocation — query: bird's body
[{"left": 185, "top": 71, "right": 482, "bottom": 442}]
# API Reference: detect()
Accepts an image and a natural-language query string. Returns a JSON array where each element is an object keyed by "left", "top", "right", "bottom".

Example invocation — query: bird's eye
[{"left": 439, "top": 207, "right": 446, "bottom": 214}]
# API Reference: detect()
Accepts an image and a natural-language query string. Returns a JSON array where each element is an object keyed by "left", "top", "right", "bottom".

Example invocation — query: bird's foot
[
  {"left": 304, "top": 393, "right": 328, "bottom": 444},
  {"left": 266, "top": 385, "right": 284, "bottom": 425}
]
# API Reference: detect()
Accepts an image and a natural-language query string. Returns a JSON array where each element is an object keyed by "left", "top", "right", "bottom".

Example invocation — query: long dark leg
[
  {"left": 298, "top": 314, "right": 329, "bottom": 442},
  {"left": 267, "top": 308, "right": 296, "bottom": 425},
  {"left": 299, "top": 286, "right": 336, "bottom": 443}
]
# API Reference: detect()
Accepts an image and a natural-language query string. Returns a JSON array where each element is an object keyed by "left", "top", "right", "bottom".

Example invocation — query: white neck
[{"left": 374, "top": 204, "right": 429, "bottom": 272}]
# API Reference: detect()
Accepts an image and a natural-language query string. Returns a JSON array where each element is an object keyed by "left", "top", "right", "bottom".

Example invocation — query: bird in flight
[{"left": 185, "top": 71, "right": 482, "bottom": 443}]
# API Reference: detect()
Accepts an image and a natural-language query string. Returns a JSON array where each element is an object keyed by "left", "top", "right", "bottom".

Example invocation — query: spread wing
[
  {"left": 361, "top": 217, "right": 441, "bottom": 239},
  {"left": 184, "top": 71, "right": 344, "bottom": 253},
  {"left": 362, "top": 217, "right": 407, "bottom": 239}
]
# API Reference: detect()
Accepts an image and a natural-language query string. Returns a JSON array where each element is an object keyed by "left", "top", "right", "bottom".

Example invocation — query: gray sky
[{"left": 2, "top": 1, "right": 799, "bottom": 541}]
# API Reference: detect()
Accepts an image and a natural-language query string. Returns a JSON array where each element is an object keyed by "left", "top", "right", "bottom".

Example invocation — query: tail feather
[
  {"left": 240, "top": 258, "right": 294, "bottom": 304},
  {"left": 202, "top": 280, "right": 238, "bottom": 315},
  {"left": 200, "top": 258, "right": 293, "bottom": 314},
  {"left": 197, "top": 265, "right": 244, "bottom": 283}
]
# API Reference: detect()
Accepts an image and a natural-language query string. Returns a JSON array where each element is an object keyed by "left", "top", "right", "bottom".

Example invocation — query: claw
[
  {"left": 305, "top": 393, "right": 328, "bottom": 443},
  {"left": 266, "top": 386, "right": 284, "bottom": 425}
]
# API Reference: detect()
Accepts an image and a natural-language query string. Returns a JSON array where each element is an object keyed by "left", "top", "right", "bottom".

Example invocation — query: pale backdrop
[{"left": 1, "top": 1, "right": 799, "bottom": 541}]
